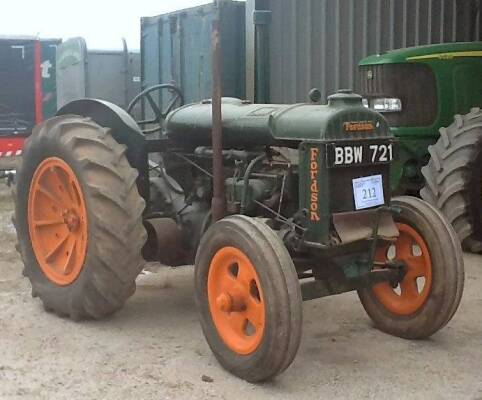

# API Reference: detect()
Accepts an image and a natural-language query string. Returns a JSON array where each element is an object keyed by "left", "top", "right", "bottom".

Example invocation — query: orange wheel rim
[
  {"left": 372, "top": 223, "right": 432, "bottom": 316},
  {"left": 207, "top": 247, "right": 265, "bottom": 355},
  {"left": 28, "top": 157, "right": 88, "bottom": 286}
]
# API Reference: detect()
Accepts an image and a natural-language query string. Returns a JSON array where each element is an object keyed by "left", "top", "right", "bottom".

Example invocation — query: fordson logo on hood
[{"left": 343, "top": 121, "right": 375, "bottom": 133}]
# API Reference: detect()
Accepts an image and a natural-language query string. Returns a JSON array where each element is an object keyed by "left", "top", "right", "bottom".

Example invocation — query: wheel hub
[
  {"left": 62, "top": 209, "right": 80, "bottom": 232},
  {"left": 216, "top": 290, "right": 247, "bottom": 313}
]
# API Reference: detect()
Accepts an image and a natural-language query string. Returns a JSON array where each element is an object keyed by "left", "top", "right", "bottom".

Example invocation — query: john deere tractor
[
  {"left": 359, "top": 42, "right": 482, "bottom": 252},
  {"left": 14, "top": 85, "right": 464, "bottom": 382}
]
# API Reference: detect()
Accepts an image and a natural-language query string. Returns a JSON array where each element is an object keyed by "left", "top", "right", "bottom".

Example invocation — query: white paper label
[{"left": 352, "top": 174, "right": 384, "bottom": 210}]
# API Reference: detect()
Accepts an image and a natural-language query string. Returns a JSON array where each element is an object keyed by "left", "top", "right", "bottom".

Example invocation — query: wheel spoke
[
  {"left": 162, "top": 94, "right": 181, "bottom": 118},
  {"left": 53, "top": 166, "right": 78, "bottom": 206},
  {"left": 62, "top": 237, "right": 77, "bottom": 274},
  {"left": 34, "top": 217, "right": 64, "bottom": 228},
  {"left": 44, "top": 233, "right": 69, "bottom": 262},
  {"left": 236, "top": 260, "right": 255, "bottom": 288},
  {"left": 400, "top": 277, "right": 419, "bottom": 299},
  {"left": 405, "top": 255, "right": 427, "bottom": 277},
  {"left": 36, "top": 184, "right": 63, "bottom": 209},
  {"left": 145, "top": 92, "right": 162, "bottom": 119},
  {"left": 246, "top": 298, "right": 264, "bottom": 331},
  {"left": 395, "top": 234, "right": 412, "bottom": 258},
  {"left": 229, "top": 312, "right": 248, "bottom": 336}
]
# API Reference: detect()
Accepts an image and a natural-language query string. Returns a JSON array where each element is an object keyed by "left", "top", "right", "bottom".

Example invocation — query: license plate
[
  {"left": 352, "top": 174, "right": 385, "bottom": 210},
  {"left": 327, "top": 142, "right": 393, "bottom": 167}
]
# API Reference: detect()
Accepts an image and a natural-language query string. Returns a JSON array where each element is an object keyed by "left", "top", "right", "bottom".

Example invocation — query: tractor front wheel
[
  {"left": 194, "top": 215, "right": 302, "bottom": 382},
  {"left": 358, "top": 196, "right": 464, "bottom": 339},
  {"left": 14, "top": 115, "right": 147, "bottom": 320}
]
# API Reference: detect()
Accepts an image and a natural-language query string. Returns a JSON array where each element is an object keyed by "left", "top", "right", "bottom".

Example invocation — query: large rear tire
[
  {"left": 194, "top": 215, "right": 302, "bottom": 382},
  {"left": 421, "top": 108, "right": 482, "bottom": 253},
  {"left": 358, "top": 196, "right": 464, "bottom": 339},
  {"left": 14, "top": 115, "right": 147, "bottom": 320}
]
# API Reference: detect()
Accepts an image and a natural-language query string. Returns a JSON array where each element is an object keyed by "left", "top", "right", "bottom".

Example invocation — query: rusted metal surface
[
  {"left": 211, "top": 2, "right": 226, "bottom": 222},
  {"left": 142, "top": 218, "right": 186, "bottom": 266},
  {"left": 332, "top": 210, "right": 399, "bottom": 244}
]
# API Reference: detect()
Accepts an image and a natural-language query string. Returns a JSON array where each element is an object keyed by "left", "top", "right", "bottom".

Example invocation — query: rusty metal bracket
[{"left": 301, "top": 267, "right": 402, "bottom": 301}]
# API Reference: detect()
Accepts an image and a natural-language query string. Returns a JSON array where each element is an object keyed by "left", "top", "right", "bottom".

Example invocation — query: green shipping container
[{"left": 140, "top": 1, "right": 246, "bottom": 108}]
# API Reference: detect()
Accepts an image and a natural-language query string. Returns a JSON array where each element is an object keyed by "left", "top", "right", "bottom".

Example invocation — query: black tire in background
[
  {"left": 14, "top": 115, "right": 147, "bottom": 320},
  {"left": 194, "top": 215, "right": 302, "bottom": 382},
  {"left": 358, "top": 196, "right": 464, "bottom": 339},
  {"left": 421, "top": 107, "right": 482, "bottom": 253}
]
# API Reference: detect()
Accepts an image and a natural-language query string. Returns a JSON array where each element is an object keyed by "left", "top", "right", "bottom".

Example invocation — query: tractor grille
[{"left": 359, "top": 63, "right": 437, "bottom": 127}]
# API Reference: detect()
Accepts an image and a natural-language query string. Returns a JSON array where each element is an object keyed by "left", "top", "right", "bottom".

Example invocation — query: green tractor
[
  {"left": 13, "top": 85, "right": 464, "bottom": 381},
  {"left": 359, "top": 42, "right": 482, "bottom": 252}
]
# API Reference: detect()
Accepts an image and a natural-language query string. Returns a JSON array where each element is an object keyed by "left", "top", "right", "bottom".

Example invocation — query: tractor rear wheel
[
  {"left": 14, "top": 115, "right": 147, "bottom": 320},
  {"left": 421, "top": 108, "right": 482, "bottom": 253},
  {"left": 358, "top": 196, "right": 464, "bottom": 339},
  {"left": 194, "top": 215, "right": 302, "bottom": 382}
]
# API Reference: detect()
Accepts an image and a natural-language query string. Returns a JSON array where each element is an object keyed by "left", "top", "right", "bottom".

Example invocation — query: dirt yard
[{"left": 1, "top": 182, "right": 481, "bottom": 400}]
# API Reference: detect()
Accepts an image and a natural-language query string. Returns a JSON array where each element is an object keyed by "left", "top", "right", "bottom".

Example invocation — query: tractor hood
[
  {"left": 359, "top": 41, "right": 482, "bottom": 65},
  {"left": 164, "top": 91, "right": 390, "bottom": 148}
]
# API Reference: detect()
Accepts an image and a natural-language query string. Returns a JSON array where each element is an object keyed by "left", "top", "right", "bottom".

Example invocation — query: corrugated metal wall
[
  {"left": 56, "top": 38, "right": 141, "bottom": 111},
  {"left": 246, "top": 0, "right": 482, "bottom": 103}
]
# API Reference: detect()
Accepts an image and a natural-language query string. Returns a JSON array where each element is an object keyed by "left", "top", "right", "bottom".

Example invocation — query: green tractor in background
[{"left": 359, "top": 42, "right": 482, "bottom": 252}]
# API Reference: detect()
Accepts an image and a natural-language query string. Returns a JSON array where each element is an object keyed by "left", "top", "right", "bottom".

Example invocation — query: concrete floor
[{"left": 1, "top": 185, "right": 481, "bottom": 400}]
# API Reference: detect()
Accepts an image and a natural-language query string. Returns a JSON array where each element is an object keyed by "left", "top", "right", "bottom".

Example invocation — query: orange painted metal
[
  {"left": 372, "top": 223, "right": 433, "bottom": 316},
  {"left": 28, "top": 157, "right": 88, "bottom": 286},
  {"left": 207, "top": 246, "right": 265, "bottom": 355}
]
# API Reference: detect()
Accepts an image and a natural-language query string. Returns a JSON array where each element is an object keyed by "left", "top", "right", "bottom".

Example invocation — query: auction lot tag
[{"left": 352, "top": 174, "right": 384, "bottom": 210}]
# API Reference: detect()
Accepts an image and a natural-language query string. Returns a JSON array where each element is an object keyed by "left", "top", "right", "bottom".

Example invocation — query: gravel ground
[{"left": 1, "top": 183, "right": 481, "bottom": 400}]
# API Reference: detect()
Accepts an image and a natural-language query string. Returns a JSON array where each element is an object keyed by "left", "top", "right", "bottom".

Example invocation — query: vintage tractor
[
  {"left": 359, "top": 42, "right": 482, "bottom": 252},
  {"left": 13, "top": 85, "right": 464, "bottom": 382}
]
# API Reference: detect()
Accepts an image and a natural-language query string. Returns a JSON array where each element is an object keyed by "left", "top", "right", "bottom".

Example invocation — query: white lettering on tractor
[
  {"left": 354, "top": 146, "right": 363, "bottom": 163},
  {"left": 334, "top": 143, "right": 393, "bottom": 166},
  {"left": 334, "top": 146, "right": 363, "bottom": 165},
  {"left": 370, "top": 144, "right": 393, "bottom": 163},
  {"left": 334, "top": 147, "right": 344, "bottom": 165}
]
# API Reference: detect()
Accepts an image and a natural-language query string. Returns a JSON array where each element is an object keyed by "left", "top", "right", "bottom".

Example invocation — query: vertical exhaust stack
[{"left": 211, "top": 0, "right": 226, "bottom": 221}]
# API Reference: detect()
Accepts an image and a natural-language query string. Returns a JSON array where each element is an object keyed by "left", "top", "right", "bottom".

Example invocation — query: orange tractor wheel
[
  {"left": 358, "top": 196, "right": 464, "bottom": 339},
  {"left": 195, "top": 215, "right": 302, "bottom": 383},
  {"left": 14, "top": 116, "right": 147, "bottom": 320}
]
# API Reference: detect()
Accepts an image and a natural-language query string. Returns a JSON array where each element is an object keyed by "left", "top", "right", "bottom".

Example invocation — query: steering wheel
[{"left": 127, "top": 84, "right": 184, "bottom": 134}]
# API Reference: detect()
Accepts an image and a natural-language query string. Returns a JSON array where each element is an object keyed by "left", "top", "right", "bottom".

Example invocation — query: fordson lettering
[
  {"left": 343, "top": 121, "right": 375, "bottom": 133},
  {"left": 309, "top": 147, "right": 320, "bottom": 222}
]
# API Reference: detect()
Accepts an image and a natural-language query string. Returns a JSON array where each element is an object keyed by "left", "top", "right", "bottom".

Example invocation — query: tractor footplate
[{"left": 332, "top": 209, "right": 399, "bottom": 244}]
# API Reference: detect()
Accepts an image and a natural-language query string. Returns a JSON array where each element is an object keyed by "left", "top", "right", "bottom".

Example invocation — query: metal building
[{"left": 246, "top": 0, "right": 482, "bottom": 103}]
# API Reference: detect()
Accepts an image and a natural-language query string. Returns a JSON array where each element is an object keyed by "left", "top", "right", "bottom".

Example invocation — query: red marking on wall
[{"left": 0, "top": 137, "right": 25, "bottom": 157}]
